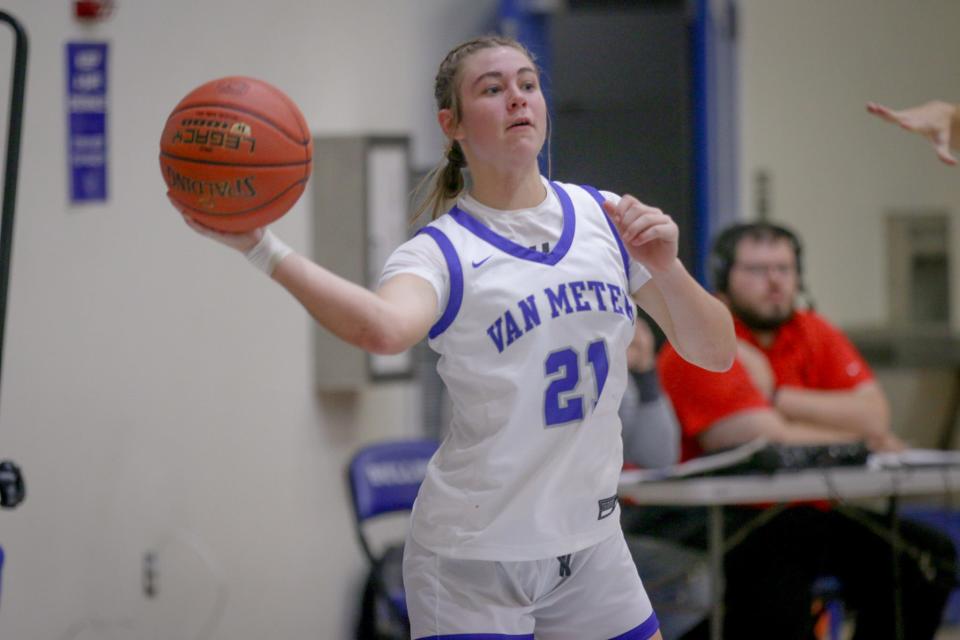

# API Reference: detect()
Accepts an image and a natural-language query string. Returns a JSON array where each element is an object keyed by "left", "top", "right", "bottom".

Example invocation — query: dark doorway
[{"left": 549, "top": 1, "right": 696, "bottom": 268}]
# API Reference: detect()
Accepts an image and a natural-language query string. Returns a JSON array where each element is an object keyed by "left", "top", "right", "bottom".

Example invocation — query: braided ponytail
[{"left": 439, "top": 142, "right": 466, "bottom": 198}]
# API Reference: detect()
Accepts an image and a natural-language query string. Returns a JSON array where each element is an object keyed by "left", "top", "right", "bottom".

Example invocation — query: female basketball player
[{"left": 179, "top": 35, "right": 734, "bottom": 640}]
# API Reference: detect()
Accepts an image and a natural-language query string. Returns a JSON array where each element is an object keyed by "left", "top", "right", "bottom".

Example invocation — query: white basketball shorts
[{"left": 402, "top": 527, "right": 659, "bottom": 639}]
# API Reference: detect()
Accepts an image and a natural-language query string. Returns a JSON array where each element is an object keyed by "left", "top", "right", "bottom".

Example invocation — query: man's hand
[
  {"left": 867, "top": 100, "right": 959, "bottom": 166},
  {"left": 866, "top": 431, "right": 908, "bottom": 453}
]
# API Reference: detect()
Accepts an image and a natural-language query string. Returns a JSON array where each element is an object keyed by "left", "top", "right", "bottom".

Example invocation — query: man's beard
[{"left": 728, "top": 297, "right": 795, "bottom": 332}]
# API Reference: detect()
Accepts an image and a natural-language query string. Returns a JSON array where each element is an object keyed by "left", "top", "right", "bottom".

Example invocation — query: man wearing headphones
[
  {"left": 655, "top": 222, "right": 956, "bottom": 639},
  {"left": 663, "top": 222, "right": 902, "bottom": 458}
]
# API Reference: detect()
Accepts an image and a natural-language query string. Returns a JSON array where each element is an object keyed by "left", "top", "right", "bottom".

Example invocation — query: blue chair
[
  {"left": 346, "top": 438, "right": 438, "bottom": 639},
  {"left": 900, "top": 506, "right": 960, "bottom": 626}
]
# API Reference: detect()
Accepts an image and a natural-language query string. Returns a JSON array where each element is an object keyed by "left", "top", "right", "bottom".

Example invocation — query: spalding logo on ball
[{"left": 159, "top": 76, "right": 312, "bottom": 233}]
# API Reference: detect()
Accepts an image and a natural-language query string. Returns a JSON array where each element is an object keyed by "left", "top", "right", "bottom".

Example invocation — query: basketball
[{"left": 159, "top": 76, "right": 312, "bottom": 233}]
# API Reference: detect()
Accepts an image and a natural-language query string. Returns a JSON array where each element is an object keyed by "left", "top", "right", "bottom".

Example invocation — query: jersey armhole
[
  {"left": 580, "top": 184, "right": 631, "bottom": 285},
  {"left": 416, "top": 226, "right": 463, "bottom": 339}
]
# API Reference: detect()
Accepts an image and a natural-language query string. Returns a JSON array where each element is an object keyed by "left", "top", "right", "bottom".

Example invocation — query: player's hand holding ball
[
  {"left": 160, "top": 76, "right": 311, "bottom": 272},
  {"left": 177, "top": 208, "right": 262, "bottom": 253}
]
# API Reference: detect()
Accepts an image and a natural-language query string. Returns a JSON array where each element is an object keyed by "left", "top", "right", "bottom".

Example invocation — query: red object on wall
[{"left": 74, "top": 0, "right": 114, "bottom": 21}]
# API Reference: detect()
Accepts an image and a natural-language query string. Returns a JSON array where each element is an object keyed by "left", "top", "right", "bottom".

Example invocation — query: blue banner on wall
[{"left": 66, "top": 42, "right": 108, "bottom": 203}]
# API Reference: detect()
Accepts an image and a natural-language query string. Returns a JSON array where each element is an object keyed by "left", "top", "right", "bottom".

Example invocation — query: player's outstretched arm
[
  {"left": 274, "top": 256, "right": 436, "bottom": 354},
  {"left": 603, "top": 196, "right": 735, "bottom": 372},
  {"left": 866, "top": 100, "right": 960, "bottom": 166},
  {"left": 181, "top": 214, "right": 436, "bottom": 355}
]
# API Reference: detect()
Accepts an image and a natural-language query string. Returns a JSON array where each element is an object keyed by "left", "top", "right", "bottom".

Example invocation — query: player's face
[
  {"left": 725, "top": 237, "right": 799, "bottom": 331},
  {"left": 442, "top": 46, "right": 547, "bottom": 174}
]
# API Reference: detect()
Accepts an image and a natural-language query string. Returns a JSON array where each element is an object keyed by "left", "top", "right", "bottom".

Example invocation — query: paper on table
[
  {"left": 867, "top": 448, "right": 960, "bottom": 470},
  {"left": 620, "top": 437, "right": 770, "bottom": 483}
]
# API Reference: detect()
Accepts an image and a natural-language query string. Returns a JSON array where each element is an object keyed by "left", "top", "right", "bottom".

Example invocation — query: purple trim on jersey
[
  {"left": 417, "top": 226, "right": 463, "bottom": 339},
  {"left": 413, "top": 612, "right": 657, "bottom": 640},
  {"left": 448, "top": 181, "right": 575, "bottom": 266},
  {"left": 609, "top": 612, "right": 660, "bottom": 640},
  {"left": 580, "top": 184, "right": 631, "bottom": 285},
  {"left": 416, "top": 635, "right": 534, "bottom": 640}
]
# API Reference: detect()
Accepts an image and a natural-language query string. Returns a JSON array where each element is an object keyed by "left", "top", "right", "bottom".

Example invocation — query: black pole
[{"left": 0, "top": 12, "right": 28, "bottom": 414}]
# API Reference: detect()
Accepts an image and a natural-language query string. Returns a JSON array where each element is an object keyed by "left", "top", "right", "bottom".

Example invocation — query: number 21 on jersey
[{"left": 543, "top": 339, "right": 609, "bottom": 427}]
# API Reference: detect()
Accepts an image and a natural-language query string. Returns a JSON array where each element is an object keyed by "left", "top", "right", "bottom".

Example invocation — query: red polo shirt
[{"left": 657, "top": 310, "right": 874, "bottom": 461}]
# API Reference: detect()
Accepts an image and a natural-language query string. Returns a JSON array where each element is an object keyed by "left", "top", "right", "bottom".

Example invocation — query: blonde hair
[{"left": 412, "top": 35, "right": 544, "bottom": 222}]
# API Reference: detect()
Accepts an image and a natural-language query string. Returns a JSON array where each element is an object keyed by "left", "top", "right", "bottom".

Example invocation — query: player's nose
[{"left": 507, "top": 88, "right": 527, "bottom": 110}]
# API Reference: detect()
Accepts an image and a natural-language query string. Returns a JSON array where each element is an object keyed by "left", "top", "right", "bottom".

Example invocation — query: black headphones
[{"left": 710, "top": 221, "right": 805, "bottom": 294}]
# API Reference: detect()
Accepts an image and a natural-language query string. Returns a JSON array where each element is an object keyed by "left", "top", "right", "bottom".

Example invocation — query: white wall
[
  {"left": 0, "top": 2, "right": 496, "bottom": 639},
  {"left": 738, "top": 0, "right": 960, "bottom": 329}
]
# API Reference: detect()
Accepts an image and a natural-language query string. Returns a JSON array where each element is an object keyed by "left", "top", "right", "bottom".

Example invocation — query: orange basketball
[{"left": 159, "top": 76, "right": 312, "bottom": 232}]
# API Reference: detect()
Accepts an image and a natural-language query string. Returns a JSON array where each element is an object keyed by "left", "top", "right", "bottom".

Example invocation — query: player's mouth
[{"left": 507, "top": 118, "right": 533, "bottom": 131}]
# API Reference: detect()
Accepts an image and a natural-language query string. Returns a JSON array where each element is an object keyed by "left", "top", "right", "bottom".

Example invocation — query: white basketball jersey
[{"left": 410, "top": 181, "right": 641, "bottom": 561}]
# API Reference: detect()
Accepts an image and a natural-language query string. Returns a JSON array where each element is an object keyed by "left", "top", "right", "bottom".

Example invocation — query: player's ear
[{"left": 438, "top": 109, "right": 462, "bottom": 141}]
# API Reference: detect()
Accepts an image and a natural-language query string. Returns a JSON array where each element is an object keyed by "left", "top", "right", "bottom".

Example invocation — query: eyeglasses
[{"left": 732, "top": 262, "right": 797, "bottom": 278}]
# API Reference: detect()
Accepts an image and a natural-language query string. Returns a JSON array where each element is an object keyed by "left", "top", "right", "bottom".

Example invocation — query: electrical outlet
[{"left": 142, "top": 551, "right": 157, "bottom": 598}]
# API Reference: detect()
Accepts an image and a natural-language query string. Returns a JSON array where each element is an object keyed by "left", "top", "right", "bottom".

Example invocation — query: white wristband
[{"left": 244, "top": 229, "right": 293, "bottom": 275}]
